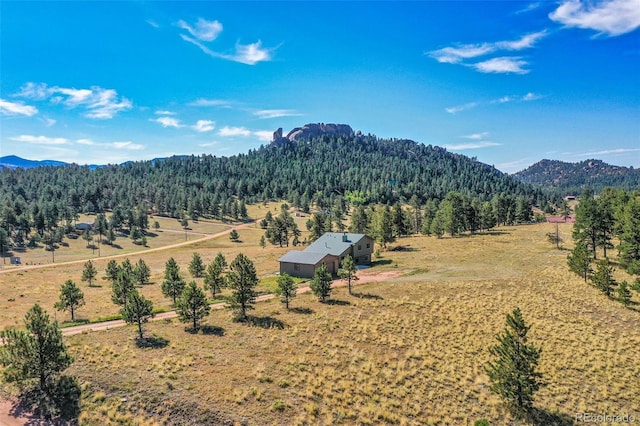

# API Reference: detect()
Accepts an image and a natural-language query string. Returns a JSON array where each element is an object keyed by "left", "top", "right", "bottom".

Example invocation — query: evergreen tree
[
  {"left": 229, "top": 229, "right": 240, "bottom": 242},
  {"left": 349, "top": 205, "right": 368, "bottom": 234},
  {"left": 112, "top": 268, "right": 135, "bottom": 308},
  {"left": 133, "top": 258, "right": 151, "bottom": 286},
  {"left": 121, "top": 291, "right": 154, "bottom": 339},
  {"left": 176, "top": 281, "right": 211, "bottom": 331},
  {"left": 311, "top": 263, "right": 333, "bottom": 302},
  {"left": 391, "top": 202, "right": 408, "bottom": 237},
  {"left": 408, "top": 195, "right": 422, "bottom": 234},
  {"left": 485, "top": 308, "right": 543, "bottom": 416},
  {"left": 162, "top": 257, "right": 186, "bottom": 305},
  {"left": 0, "top": 304, "right": 73, "bottom": 397},
  {"left": 227, "top": 253, "right": 258, "bottom": 320},
  {"left": 54, "top": 280, "right": 85, "bottom": 322},
  {"left": 618, "top": 197, "right": 640, "bottom": 276},
  {"left": 567, "top": 243, "right": 592, "bottom": 282},
  {"left": 372, "top": 205, "right": 395, "bottom": 248},
  {"left": 573, "top": 190, "right": 600, "bottom": 259},
  {"left": 81, "top": 260, "right": 98, "bottom": 287},
  {"left": 591, "top": 259, "right": 616, "bottom": 297},
  {"left": 275, "top": 273, "right": 297, "bottom": 309},
  {"left": 338, "top": 255, "right": 359, "bottom": 295},
  {"left": 188, "top": 252, "right": 205, "bottom": 278},
  {"left": 103, "top": 259, "right": 119, "bottom": 283},
  {"left": 259, "top": 235, "right": 266, "bottom": 249},
  {"left": 617, "top": 281, "right": 632, "bottom": 307},
  {"left": 204, "top": 260, "right": 225, "bottom": 298},
  {"left": 307, "top": 212, "right": 329, "bottom": 242}
]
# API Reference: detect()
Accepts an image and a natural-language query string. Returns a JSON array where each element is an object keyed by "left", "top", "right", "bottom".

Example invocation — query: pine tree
[
  {"left": 104, "top": 259, "right": 119, "bottom": 283},
  {"left": 338, "top": 255, "right": 359, "bottom": 295},
  {"left": 204, "top": 260, "right": 225, "bottom": 298},
  {"left": 133, "top": 258, "right": 151, "bottom": 286},
  {"left": 372, "top": 205, "right": 395, "bottom": 248},
  {"left": 275, "top": 273, "right": 297, "bottom": 309},
  {"left": 188, "top": 252, "right": 205, "bottom": 278},
  {"left": 0, "top": 304, "right": 73, "bottom": 395},
  {"left": 162, "top": 257, "right": 186, "bottom": 305},
  {"left": 81, "top": 260, "right": 98, "bottom": 287},
  {"left": 54, "top": 280, "right": 85, "bottom": 322},
  {"left": 259, "top": 235, "right": 266, "bottom": 249},
  {"left": 591, "top": 259, "right": 616, "bottom": 297},
  {"left": 567, "top": 243, "right": 592, "bottom": 282},
  {"left": 176, "top": 281, "right": 211, "bottom": 331},
  {"left": 112, "top": 268, "right": 135, "bottom": 308},
  {"left": 573, "top": 190, "right": 599, "bottom": 259},
  {"left": 485, "top": 307, "right": 543, "bottom": 416},
  {"left": 227, "top": 253, "right": 258, "bottom": 321},
  {"left": 617, "top": 281, "right": 632, "bottom": 307},
  {"left": 618, "top": 197, "right": 640, "bottom": 276},
  {"left": 121, "top": 290, "right": 154, "bottom": 339},
  {"left": 349, "top": 205, "right": 368, "bottom": 234},
  {"left": 311, "top": 263, "right": 333, "bottom": 302},
  {"left": 229, "top": 229, "right": 240, "bottom": 242}
]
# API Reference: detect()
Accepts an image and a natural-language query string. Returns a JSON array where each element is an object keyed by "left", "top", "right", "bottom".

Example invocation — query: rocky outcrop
[{"left": 286, "top": 123, "right": 354, "bottom": 141}]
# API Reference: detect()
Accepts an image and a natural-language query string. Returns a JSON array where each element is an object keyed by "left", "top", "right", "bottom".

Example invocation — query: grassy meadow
[{"left": 1, "top": 212, "right": 639, "bottom": 425}]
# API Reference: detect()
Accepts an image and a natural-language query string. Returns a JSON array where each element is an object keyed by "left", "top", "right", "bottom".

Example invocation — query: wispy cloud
[
  {"left": 10, "top": 135, "right": 69, "bottom": 145},
  {"left": 253, "top": 130, "right": 274, "bottom": 141},
  {"left": 176, "top": 17, "right": 274, "bottom": 65},
  {"left": 463, "top": 132, "right": 490, "bottom": 140},
  {"left": 515, "top": 2, "right": 542, "bottom": 14},
  {"left": 549, "top": 0, "right": 640, "bottom": 37},
  {"left": 192, "top": 120, "right": 215, "bottom": 132},
  {"left": 0, "top": 99, "right": 39, "bottom": 116},
  {"left": 443, "top": 141, "right": 501, "bottom": 150},
  {"left": 428, "top": 30, "right": 547, "bottom": 65},
  {"left": 218, "top": 126, "right": 251, "bottom": 137},
  {"left": 180, "top": 34, "right": 273, "bottom": 65},
  {"left": 147, "top": 19, "right": 159, "bottom": 28},
  {"left": 471, "top": 57, "right": 530, "bottom": 74},
  {"left": 445, "top": 102, "right": 479, "bottom": 114},
  {"left": 155, "top": 110, "right": 176, "bottom": 115},
  {"left": 446, "top": 93, "right": 543, "bottom": 114},
  {"left": 253, "top": 109, "right": 302, "bottom": 119},
  {"left": 42, "top": 117, "right": 57, "bottom": 127},
  {"left": 14, "top": 82, "right": 132, "bottom": 119},
  {"left": 188, "top": 98, "right": 232, "bottom": 108},
  {"left": 151, "top": 117, "right": 184, "bottom": 128},
  {"left": 198, "top": 141, "right": 219, "bottom": 148},
  {"left": 571, "top": 147, "right": 640, "bottom": 157},
  {"left": 177, "top": 18, "right": 222, "bottom": 41},
  {"left": 77, "top": 139, "right": 144, "bottom": 150}
]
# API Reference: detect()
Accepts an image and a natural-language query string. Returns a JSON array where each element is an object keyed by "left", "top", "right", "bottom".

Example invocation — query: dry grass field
[{"left": 5, "top": 220, "right": 635, "bottom": 425}]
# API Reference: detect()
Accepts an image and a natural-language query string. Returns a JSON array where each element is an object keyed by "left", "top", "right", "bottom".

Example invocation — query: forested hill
[
  {"left": 513, "top": 159, "right": 640, "bottom": 194},
  {"left": 0, "top": 135, "right": 545, "bottom": 219}
]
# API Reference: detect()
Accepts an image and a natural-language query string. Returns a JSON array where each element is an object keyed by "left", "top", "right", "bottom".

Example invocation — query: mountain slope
[
  {"left": 0, "top": 155, "right": 69, "bottom": 169},
  {"left": 0, "top": 131, "right": 545, "bottom": 218},
  {"left": 513, "top": 159, "right": 640, "bottom": 194}
]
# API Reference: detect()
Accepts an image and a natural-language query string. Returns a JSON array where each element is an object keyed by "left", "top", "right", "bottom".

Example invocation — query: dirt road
[{"left": 0, "top": 220, "right": 256, "bottom": 276}]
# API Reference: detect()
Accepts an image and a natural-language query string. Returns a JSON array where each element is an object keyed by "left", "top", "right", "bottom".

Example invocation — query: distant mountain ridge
[
  {"left": 0, "top": 155, "right": 68, "bottom": 169},
  {"left": 513, "top": 159, "right": 640, "bottom": 193}
]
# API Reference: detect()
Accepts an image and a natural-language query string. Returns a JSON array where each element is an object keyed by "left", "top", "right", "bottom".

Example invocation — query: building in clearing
[{"left": 278, "top": 232, "right": 374, "bottom": 278}]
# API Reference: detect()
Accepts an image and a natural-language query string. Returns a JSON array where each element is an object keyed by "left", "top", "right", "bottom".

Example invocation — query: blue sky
[{"left": 1, "top": 1, "right": 638, "bottom": 173}]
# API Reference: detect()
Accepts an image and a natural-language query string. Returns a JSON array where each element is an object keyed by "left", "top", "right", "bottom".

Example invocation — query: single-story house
[
  {"left": 75, "top": 222, "right": 94, "bottom": 232},
  {"left": 279, "top": 232, "right": 374, "bottom": 278}
]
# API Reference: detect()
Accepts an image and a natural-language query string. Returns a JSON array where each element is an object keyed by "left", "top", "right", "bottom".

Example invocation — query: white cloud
[
  {"left": 152, "top": 117, "right": 183, "bottom": 128},
  {"left": 471, "top": 57, "right": 530, "bottom": 74},
  {"left": 192, "top": 120, "right": 215, "bottom": 132},
  {"left": 155, "top": 110, "right": 176, "bottom": 115},
  {"left": 463, "top": 132, "right": 489, "bottom": 140},
  {"left": 443, "top": 141, "right": 501, "bottom": 150},
  {"left": 0, "top": 99, "right": 39, "bottom": 116},
  {"left": 11, "top": 135, "right": 69, "bottom": 145},
  {"left": 428, "top": 31, "right": 547, "bottom": 64},
  {"left": 516, "top": 2, "right": 542, "bottom": 14},
  {"left": 180, "top": 34, "right": 273, "bottom": 65},
  {"left": 253, "top": 130, "right": 274, "bottom": 141},
  {"left": 14, "top": 82, "right": 132, "bottom": 119},
  {"left": 573, "top": 147, "right": 640, "bottom": 156},
  {"left": 198, "top": 141, "right": 219, "bottom": 148},
  {"left": 43, "top": 117, "right": 57, "bottom": 127},
  {"left": 523, "top": 92, "right": 543, "bottom": 101},
  {"left": 218, "top": 126, "right": 251, "bottom": 137},
  {"left": 147, "top": 19, "right": 159, "bottom": 28},
  {"left": 549, "top": 0, "right": 640, "bottom": 37},
  {"left": 76, "top": 138, "right": 144, "bottom": 150},
  {"left": 445, "top": 102, "right": 479, "bottom": 114},
  {"left": 253, "top": 109, "right": 302, "bottom": 119},
  {"left": 188, "top": 98, "right": 232, "bottom": 107},
  {"left": 178, "top": 18, "right": 223, "bottom": 41}
]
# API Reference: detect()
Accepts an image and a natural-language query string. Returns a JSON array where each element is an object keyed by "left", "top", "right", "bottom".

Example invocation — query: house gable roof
[
  {"left": 305, "top": 232, "right": 368, "bottom": 256},
  {"left": 278, "top": 251, "right": 331, "bottom": 265}
]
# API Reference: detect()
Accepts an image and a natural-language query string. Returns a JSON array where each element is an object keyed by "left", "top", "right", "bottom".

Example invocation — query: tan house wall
[
  {"left": 351, "top": 236, "right": 374, "bottom": 265},
  {"left": 280, "top": 254, "right": 340, "bottom": 278}
]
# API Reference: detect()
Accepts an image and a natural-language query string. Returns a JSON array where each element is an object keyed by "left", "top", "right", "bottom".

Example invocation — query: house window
[
  {"left": 358, "top": 245, "right": 362, "bottom": 250},
  {"left": 366, "top": 243, "right": 370, "bottom": 249},
  {"left": 355, "top": 257, "right": 359, "bottom": 263},
  {"left": 294, "top": 264, "right": 300, "bottom": 271}
]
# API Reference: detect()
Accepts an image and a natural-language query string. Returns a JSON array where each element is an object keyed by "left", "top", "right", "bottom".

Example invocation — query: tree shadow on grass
[
  {"left": 371, "top": 259, "right": 392, "bottom": 266},
  {"left": 245, "top": 315, "right": 286, "bottom": 329},
  {"left": 527, "top": 407, "right": 575, "bottom": 426},
  {"left": 135, "top": 335, "right": 169, "bottom": 349},
  {"left": 200, "top": 325, "right": 225, "bottom": 336},
  {"left": 351, "top": 292, "right": 383, "bottom": 300},
  {"left": 325, "top": 299, "right": 351, "bottom": 306},
  {"left": 289, "top": 307, "right": 313, "bottom": 314}
]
